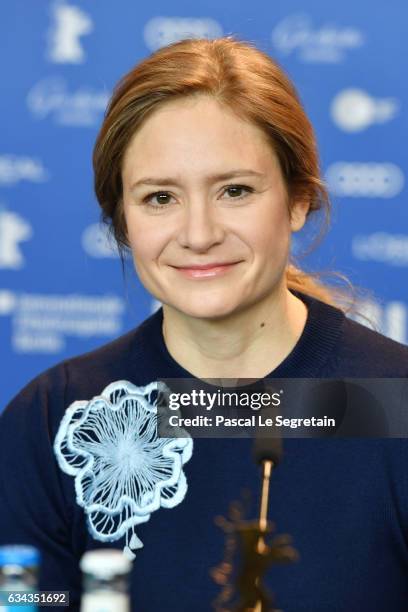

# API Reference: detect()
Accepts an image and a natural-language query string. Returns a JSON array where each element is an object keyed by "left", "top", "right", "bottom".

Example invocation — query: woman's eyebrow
[{"left": 130, "top": 169, "right": 265, "bottom": 191}]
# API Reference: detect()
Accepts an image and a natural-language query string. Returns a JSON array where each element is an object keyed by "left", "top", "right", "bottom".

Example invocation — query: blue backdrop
[{"left": 1, "top": 1, "right": 407, "bottom": 410}]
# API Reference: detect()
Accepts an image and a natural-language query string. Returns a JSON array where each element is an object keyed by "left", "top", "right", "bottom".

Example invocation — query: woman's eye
[
  {"left": 141, "top": 184, "right": 254, "bottom": 208},
  {"left": 142, "top": 192, "right": 174, "bottom": 207},
  {"left": 222, "top": 185, "right": 254, "bottom": 200}
]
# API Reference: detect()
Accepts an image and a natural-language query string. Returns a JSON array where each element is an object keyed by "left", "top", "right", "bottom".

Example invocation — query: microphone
[{"left": 253, "top": 436, "right": 283, "bottom": 466}]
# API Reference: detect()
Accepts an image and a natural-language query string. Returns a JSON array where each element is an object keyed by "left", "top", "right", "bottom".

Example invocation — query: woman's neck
[{"left": 161, "top": 287, "right": 308, "bottom": 380}]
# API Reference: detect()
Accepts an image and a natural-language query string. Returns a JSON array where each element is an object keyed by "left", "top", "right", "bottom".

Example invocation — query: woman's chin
[{"left": 169, "top": 297, "right": 240, "bottom": 321}]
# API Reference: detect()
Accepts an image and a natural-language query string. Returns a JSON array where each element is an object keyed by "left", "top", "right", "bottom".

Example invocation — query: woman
[{"left": 1, "top": 37, "right": 407, "bottom": 611}]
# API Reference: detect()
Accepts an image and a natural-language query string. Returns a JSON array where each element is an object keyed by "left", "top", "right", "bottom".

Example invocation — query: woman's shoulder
[
  {"left": 294, "top": 291, "right": 408, "bottom": 377},
  {"left": 66, "top": 307, "right": 162, "bottom": 371},
  {"left": 327, "top": 311, "right": 408, "bottom": 377}
]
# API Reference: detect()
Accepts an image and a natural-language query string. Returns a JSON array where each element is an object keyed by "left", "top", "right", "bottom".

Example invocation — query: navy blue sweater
[{"left": 1, "top": 293, "right": 408, "bottom": 611}]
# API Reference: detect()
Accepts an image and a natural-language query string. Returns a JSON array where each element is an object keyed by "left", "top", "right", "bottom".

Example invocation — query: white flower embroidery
[{"left": 53, "top": 380, "right": 193, "bottom": 560}]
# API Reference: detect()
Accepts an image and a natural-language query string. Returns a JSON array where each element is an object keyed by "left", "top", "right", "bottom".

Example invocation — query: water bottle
[
  {"left": 0, "top": 545, "right": 39, "bottom": 611},
  {"left": 80, "top": 549, "right": 132, "bottom": 612}
]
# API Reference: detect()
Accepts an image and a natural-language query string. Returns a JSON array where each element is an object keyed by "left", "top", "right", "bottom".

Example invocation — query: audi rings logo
[
  {"left": 352, "top": 233, "right": 408, "bottom": 267},
  {"left": 325, "top": 163, "right": 404, "bottom": 198},
  {"left": 143, "top": 16, "right": 223, "bottom": 51}
]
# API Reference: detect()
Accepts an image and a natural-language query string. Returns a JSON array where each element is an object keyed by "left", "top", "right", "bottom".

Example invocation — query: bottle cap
[
  {"left": 0, "top": 545, "right": 40, "bottom": 567},
  {"left": 80, "top": 549, "right": 132, "bottom": 578}
]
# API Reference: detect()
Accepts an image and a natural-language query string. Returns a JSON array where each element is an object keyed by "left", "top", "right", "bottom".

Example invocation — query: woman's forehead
[{"left": 122, "top": 96, "right": 280, "bottom": 181}]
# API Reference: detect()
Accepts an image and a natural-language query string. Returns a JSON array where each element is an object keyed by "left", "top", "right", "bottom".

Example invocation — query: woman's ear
[{"left": 290, "top": 200, "right": 310, "bottom": 232}]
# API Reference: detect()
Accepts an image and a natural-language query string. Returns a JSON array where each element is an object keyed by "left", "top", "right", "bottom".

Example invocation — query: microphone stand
[
  {"left": 234, "top": 457, "right": 289, "bottom": 612},
  {"left": 257, "top": 459, "right": 273, "bottom": 555},
  {"left": 212, "top": 451, "right": 298, "bottom": 612}
]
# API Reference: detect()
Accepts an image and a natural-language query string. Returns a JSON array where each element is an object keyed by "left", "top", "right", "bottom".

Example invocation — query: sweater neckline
[{"left": 148, "top": 292, "right": 345, "bottom": 379}]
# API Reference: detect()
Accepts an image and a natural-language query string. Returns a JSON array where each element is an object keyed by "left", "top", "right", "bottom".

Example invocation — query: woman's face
[{"left": 122, "top": 96, "right": 308, "bottom": 320}]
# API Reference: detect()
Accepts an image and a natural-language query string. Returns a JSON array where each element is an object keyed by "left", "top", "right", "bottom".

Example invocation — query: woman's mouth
[{"left": 172, "top": 262, "right": 241, "bottom": 279}]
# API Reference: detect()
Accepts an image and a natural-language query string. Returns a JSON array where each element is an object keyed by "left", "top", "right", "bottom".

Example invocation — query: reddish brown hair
[{"left": 93, "top": 36, "right": 349, "bottom": 307}]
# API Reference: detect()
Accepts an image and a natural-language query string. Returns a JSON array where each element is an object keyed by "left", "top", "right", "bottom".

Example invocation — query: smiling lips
[{"left": 172, "top": 261, "right": 241, "bottom": 278}]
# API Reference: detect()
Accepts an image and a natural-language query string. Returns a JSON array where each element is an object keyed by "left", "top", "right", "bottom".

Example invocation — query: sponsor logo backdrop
[{"left": 1, "top": 1, "right": 407, "bottom": 408}]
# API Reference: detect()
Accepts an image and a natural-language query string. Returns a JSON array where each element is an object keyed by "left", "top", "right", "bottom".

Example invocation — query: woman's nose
[{"left": 177, "top": 201, "right": 225, "bottom": 252}]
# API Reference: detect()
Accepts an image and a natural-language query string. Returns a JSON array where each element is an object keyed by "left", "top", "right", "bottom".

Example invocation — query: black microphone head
[{"left": 253, "top": 436, "right": 283, "bottom": 466}]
